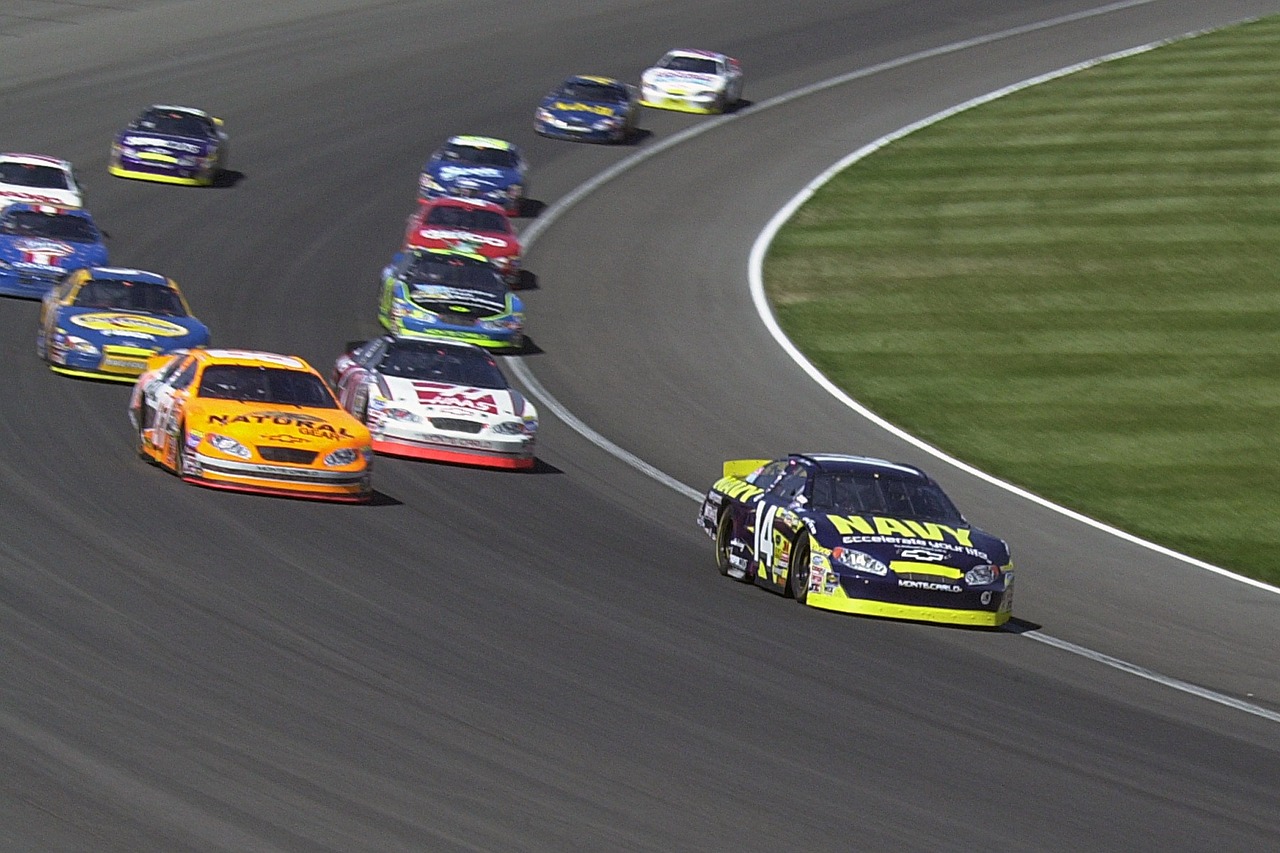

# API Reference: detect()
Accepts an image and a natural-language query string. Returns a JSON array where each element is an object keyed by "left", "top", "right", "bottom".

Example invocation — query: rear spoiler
[{"left": 722, "top": 459, "right": 770, "bottom": 480}]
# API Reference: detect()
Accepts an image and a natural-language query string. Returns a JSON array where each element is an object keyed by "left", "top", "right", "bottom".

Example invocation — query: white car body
[
  {"left": 640, "top": 49, "right": 743, "bottom": 114},
  {"left": 0, "top": 153, "right": 83, "bottom": 208}
]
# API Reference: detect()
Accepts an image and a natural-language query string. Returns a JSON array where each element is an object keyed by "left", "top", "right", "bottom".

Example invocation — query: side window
[
  {"left": 171, "top": 359, "right": 198, "bottom": 391},
  {"left": 747, "top": 460, "right": 788, "bottom": 491},
  {"left": 355, "top": 338, "right": 387, "bottom": 367},
  {"left": 773, "top": 467, "right": 809, "bottom": 503}
]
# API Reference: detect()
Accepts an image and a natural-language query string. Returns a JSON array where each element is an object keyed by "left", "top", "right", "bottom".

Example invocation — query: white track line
[{"left": 510, "top": 3, "right": 1280, "bottom": 722}]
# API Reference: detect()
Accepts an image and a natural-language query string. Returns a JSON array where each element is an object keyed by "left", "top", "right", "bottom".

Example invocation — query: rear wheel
[{"left": 788, "top": 536, "right": 811, "bottom": 603}]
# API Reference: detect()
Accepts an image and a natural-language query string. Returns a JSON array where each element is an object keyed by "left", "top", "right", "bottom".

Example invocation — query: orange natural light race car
[{"left": 129, "top": 348, "right": 373, "bottom": 502}]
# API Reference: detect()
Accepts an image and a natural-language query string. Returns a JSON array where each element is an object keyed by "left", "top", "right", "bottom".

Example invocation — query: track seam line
[{"left": 510, "top": 3, "right": 1280, "bottom": 722}]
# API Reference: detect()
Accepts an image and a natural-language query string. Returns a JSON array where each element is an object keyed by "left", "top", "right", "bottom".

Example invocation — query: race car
[
  {"left": 36, "top": 267, "right": 210, "bottom": 382},
  {"left": 418, "top": 136, "right": 527, "bottom": 215},
  {"left": 377, "top": 247, "right": 524, "bottom": 350},
  {"left": 333, "top": 335, "right": 537, "bottom": 469},
  {"left": 109, "top": 105, "right": 228, "bottom": 186},
  {"left": 403, "top": 196, "right": 521, "bottom": 286},
  {"left": 129, "top": 348, "right": 373, "bottom": 502},
  {"left": 640, "top": 49, "right": 743, "bottom": 114},
  {"left": 0, "top": 153, "right": 84, "bottom": 208},
  {"left": 534, "top": 75, "right": 639, "bottom": 143},
  {"left": 698, "top": 454, "right": 1014, "bottom": 627},
  {"left": 0, "top": 203, "right": 108, "bottom": 299}
]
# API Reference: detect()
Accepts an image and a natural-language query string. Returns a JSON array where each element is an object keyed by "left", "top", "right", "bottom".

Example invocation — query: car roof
[
  {"left": 0, "top": 153, "right": 72, "bottom": 169},
  {"left": 85, "top": 267, "right": 170, "bottom": 285},
  {"left": 191, "top": 348, "right": 312, "bottom": 370},
  {"left": 789, "top": 453, "right": 929, "bottom": 478},
  {"left": 1, "top": 202, "right": 91, "bottom": 217},
  {"left": 146, "top": 104, "right": 210, "bottom": 118},
  {"left": 446, "top": 135, "right": 514, "bottom": 151}
]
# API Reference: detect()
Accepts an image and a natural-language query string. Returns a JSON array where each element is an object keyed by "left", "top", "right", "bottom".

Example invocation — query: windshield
[
  {"left": 135, "top": 109, "right": 211, "bottom": 138},
  {"left": 660, "top": 55, "right": 719, "bottom": 74},
  {"left": 405, "top": 254, "right": 506, "bottom": 296},
  {"left": 198, "top": 365, "right": 338, "bottom": 407},
  {"left": 378, "top": 341, "right": 508, "bottom": 389},
  {"left": 442, "top": 143, "right": 518, "bottom": 169},
  {"left": 0, "top": 162, "right": 69, "bottom": 190},
  {"left": 557, "top": 81, "right": 625, "bottom": 103},
  {"left": 424, "top": 206, "right": 508, "bottom": 233},
  {"left": 1, "top": 210, "right": 98, "bottom": 242},
  {"left": 810, "top": 473, "right": 964, "bottom": 524},
  {"left": 73, "top": 278, "right": 187, "bottom": 316}
]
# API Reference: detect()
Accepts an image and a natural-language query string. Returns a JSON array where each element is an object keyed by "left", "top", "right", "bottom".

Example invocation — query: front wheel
[
  {"left": 788, "top": 536, "right": 811, "bottom": 603},
  {"left": 135, "top": 404, "right": 152, "bottom": 461},
  {"left": 715, "top": 510, "right": 750, "bottom": 581},
  {"left": 174, "top": 424, "right": 191, "bottom": 478}
]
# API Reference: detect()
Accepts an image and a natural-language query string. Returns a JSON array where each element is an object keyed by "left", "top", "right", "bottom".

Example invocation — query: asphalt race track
[{"left": 2, "top": 1, "right": 1279, "bottom": 850}]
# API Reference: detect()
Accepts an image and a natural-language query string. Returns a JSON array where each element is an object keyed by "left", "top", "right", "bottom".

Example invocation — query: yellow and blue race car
[
  {"left": 534, "top": 75, "right": 639, "bottom": 143},
  {"left": 698, "top": 454, "right": 1014, "bottom": 627},
  {"left": 36, "top": 266, "right": 210, "bottom": 382}
]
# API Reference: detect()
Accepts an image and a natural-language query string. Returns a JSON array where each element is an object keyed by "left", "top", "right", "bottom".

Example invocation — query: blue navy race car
[
  {"left": 534, "top": 75, "right": 639, "bottom": 143},
  {"left": 109, "top": 105, "right": 228, "bottom": 187},
  {"left": 37, "top": 267, "right": 210, "bottom": 382},
  {"left": 418, "top": 136, "right": 528, "bottom": 215},
  {"left": 0, "top": 203, "right": 108, "bottom": 299},
  {"left": 698, "top": 454, "right": 1014, "bottom": 627}
]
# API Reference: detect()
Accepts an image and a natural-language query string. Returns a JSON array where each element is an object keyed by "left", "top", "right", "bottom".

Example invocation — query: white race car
[
  {"left": 640, "top": 49, "right": 743, "bottom": 114},
  {"left": 332, "top": 335, "right": 537, "bottom": 469},
  {"left": 0, "top": 153, "right": 84, "bottom": 208}
]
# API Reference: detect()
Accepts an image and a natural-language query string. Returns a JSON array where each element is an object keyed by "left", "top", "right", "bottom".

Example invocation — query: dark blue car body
[
  {"left": 0, "top": 203, "right": 108, "bottom": 299},
  {"left": 534, "top": 75, "right": 638, "bottom": 143},
  {"left": 418, "top": 136, "right": 527, "bottom": 215}
]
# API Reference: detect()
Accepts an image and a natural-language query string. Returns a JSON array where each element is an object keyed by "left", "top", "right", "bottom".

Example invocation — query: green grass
[{"left": 765, "top": 16, "right": 1280, "bottom": 585}]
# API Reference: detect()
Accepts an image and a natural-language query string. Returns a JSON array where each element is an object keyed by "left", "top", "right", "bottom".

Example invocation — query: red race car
[{"left": 404, "top": 196, "right": 521, "bottom": 286}]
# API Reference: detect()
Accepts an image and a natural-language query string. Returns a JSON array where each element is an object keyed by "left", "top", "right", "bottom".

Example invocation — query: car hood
[
  {"left": 806, "top": 511, "right": 1010, "bottom": 570},
  {"left": 383, "top": 376, "right": 524, "bottom": 420},
  {"left": 403, "top": 282, "right": 510, "bottom": 318},
  {"left": 644, "top": 69, "right": 725, "bottom": 89},
  {"left": 188, "top": 402, "right": 369, "bottom": 447},
  {"left": 540, "top": 96, "right": 624, "bottom": 118},
  {"left": 407, "top": 227, "right": 518, "bottom": 258},
  {"left": 0, "top": 236, "right": 106, "bottom": 271},
  {"left": 116, "top": 130, "right": 213, "bottom": 156},
  {"left": 427, "top": 163, "right": 520, "bottom": 188},
  {"left": 56, "top": 309, "right": 208, "bottom": 348}
]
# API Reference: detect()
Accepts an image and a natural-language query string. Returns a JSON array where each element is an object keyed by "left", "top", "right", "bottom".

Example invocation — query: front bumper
[
  {"left": 371, "top": 426, "right": 535, "bottom": 469},
  {"left": 534, "top": 118, "right": 624, "bottom": 143},
  {"left": 804, "top": 573, "right": 1013, "bottom": 627},
  {"left": 109, "top": 154, "right": 215, "bottom": 186},
  {"left": 46, "top": 343, "right": 160, "bottom": 383},
  {"left": 183, "top": 451, "right": 372, "bottom": 502},
  {"left": 640, "top": 91, "right": 720, "bottom": 114},
  {"left": 385, "top": 315, "right": 523, "bottom": 349}
]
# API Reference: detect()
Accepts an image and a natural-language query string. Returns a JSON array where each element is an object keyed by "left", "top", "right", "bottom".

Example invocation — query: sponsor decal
[
  {"left": 413, "top": 382, "right": 499, "bottom": 415},
  {"left": 827, "top": 514, "right": 973, "bottom": 547},
  {"left": 69, "top": 313, "right": 187, "bottom": 337},
  {"left": 713, "top": 476, "right": 763, "bottom": 503},
  {"left": 266, "top": 433, "right": 309, "bottom": 444},
  {"left": 981, "top": 591, "right": 993, "bottom": 605},
  {"left": 17, "top": 239, "right": 75, "bottom": 267},
  {"left": 899, "top": 548, "right": 948, "bottom": 562},
  {"left": 206, "top": 411, "right": 355, "bottom": 438},
  {"left": 123, "top": 136, "right": 203, "bottom": 154},
  {"left": 551, "top": 102, "right": 616, "bottom": 116},
  {"left": 899, "top": 579, "right": 962, "bottom": 593},
  {"left": 416, "top": 229, "right": 510, "bottom": 248},
  {"left": 438, "top": 165, "right": 504, "bottom": 180}
]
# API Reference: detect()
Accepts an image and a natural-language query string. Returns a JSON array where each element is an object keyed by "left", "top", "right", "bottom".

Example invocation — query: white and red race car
[
  {"left": 403, "top": 196, "right": 522, "bottom": 286},
  {"left": 640, "top": 49, "right": 743, "bottom": 114},
  {"left": 332, "top": 335, "right": 537, "bottom": 469},
  {"left": 0, "top": 153, "right": 84, "bottom": 208}
]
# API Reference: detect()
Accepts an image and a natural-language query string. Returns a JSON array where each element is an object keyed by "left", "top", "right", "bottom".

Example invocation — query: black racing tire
[
  {"left": 715, "top": 509, "right": 750, "bottom": 581},
  {"left": 135, "top": 404, "right": 151, "bottom": 461},
  {"left": 174, "top": 424, "right": 189, "bottom": 478},
  {"left": 788, "top": 536, "right": 811, "bottom": 603}
]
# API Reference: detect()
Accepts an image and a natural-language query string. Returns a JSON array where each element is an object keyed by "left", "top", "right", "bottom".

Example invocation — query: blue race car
[
  {"left": 0, "top": 203, "right": 108, "bottom": 299},
  {"left": 534, "top": 75, "right": 639, "bottom": 143},
  {"left": 377, "top": 248, "right": 524, "bottom": 350},
  {"left": 109, "top": 105, "right": 228, "bottom": 187},
  {"left": 418, "top": 136, "right": 528, "bottom": 215},
  {"left": 698, "top": 454, "right": 1014, "bottom": 627},
  {"left": 37, "top": 267, "right": 210, "bottom": 382}
]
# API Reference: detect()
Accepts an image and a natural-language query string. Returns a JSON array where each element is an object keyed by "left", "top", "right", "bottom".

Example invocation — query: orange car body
[{"left": 129, "top": 348, "right": 373, "bottom": 502}]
